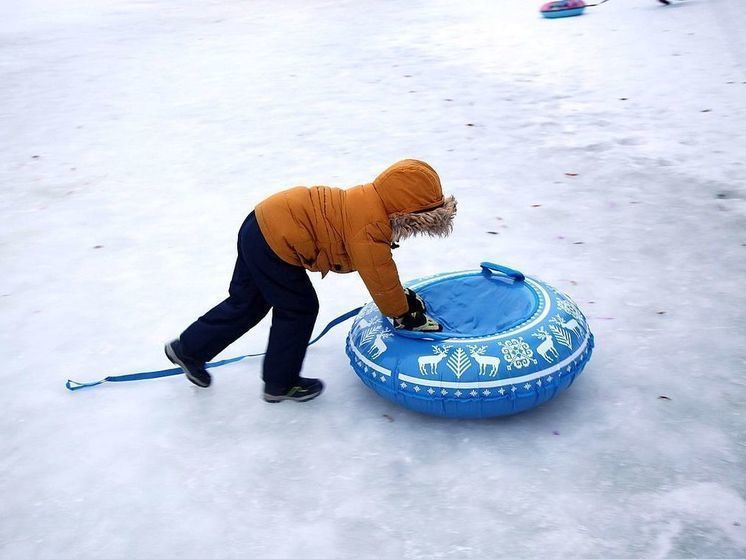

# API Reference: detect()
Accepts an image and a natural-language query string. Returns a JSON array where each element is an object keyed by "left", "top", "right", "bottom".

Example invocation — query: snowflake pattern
[
  {"left": 499, "top": 337, "right": 538, "bottom": 370},
  {"left": 392, "top": 379, "right": 572, "bottom": 397}
]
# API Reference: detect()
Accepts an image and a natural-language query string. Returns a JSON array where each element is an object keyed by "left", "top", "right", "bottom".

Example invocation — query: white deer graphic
[
  {"left": 553, "top": 315, "right": 583, "bottom": 338},
  {"left": 417, "top": 345, "right": 451, "bottom": 375},
  {"left": 368, "top": 331, "right": 392, "bottom": 359},
  {"left": 466, "top": 345, "right": 501, "bottom": 377},
  {"left": 533, "top": 327, "right": 559, "bottom": 362}
]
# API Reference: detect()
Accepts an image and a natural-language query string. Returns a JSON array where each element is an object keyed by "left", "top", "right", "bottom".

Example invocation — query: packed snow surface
[{"left": 1, "top": 0, "right": 745, "bottom": 557}]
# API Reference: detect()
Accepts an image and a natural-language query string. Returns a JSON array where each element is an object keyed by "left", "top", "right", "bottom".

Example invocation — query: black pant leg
[
  {"left": 240, "top": 216, "right": 319, "bottom": 389},
  {"left": 262, "top": 289, "right": 319, "bottom": 389},
  {"left": 179, "top": 222, "right": 271, "bottom": 363}
]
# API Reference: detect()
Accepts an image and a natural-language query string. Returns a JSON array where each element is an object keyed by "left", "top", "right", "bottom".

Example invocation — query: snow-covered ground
[{"left": 1, "top": 0, "right": 745, "bottom": 557}]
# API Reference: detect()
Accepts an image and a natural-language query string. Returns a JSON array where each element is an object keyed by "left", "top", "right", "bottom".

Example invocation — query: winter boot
[
  {"left": 165, "top": 339, "right": 212, "bottom": 388},
  {"left": 263, "top": 377, "right": 324, "bottom": 403}
]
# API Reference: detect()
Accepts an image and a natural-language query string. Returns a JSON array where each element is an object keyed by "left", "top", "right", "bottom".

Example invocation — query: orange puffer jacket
[{"left": 255, "top": 159, "right": 444, "bottom": 318}]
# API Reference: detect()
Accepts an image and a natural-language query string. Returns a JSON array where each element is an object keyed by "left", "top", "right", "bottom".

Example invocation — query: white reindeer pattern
[
  {"left": 417, "top": 345, "right": 450, "bottom": 375},
  {"left": 466, "top": 345, "right": 501, "bottom": 377},
  {"left": 553, "top": 315, "right": 583, "bottom": 339},
  {"left": 368, "top": 332, "right": 392, "bottom": 359},
  {"left": 533, "top": 327, "right": 559, "bottom": 363}
]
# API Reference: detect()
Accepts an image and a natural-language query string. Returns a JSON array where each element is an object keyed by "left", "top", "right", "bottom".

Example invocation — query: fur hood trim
[{"left": 390, "top": 195, "right": 457, "bottom": 243}]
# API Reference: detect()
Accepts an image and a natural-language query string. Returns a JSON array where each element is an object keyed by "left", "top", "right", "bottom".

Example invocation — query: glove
[
  {"left": 394, "top": 310, "right": 442, "bottom": 332},
  {"left": 403, "top": 287, "right": 426, "bottom": 313}
]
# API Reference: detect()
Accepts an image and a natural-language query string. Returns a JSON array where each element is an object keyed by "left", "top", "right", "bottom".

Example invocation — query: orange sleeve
[{"left": 347, "top": 223, "right": 408, "bottom": 317}]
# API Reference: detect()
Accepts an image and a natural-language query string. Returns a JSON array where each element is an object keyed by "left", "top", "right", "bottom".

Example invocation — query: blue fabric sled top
[{"left": 419, "top": 273, "right": 538, "bottom": 337}]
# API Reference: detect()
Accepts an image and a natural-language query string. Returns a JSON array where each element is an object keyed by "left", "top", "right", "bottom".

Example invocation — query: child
[{"left": 165, "top": 159, "right": 457, "bottom": 402}]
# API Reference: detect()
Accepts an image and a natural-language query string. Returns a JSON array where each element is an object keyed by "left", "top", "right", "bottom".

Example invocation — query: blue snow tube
[
  {"left": 346, "top": 262, "right": 594, "bottom": 418},
  {"left": 540, "top": 0, "right": 586, "bottom": 18}
]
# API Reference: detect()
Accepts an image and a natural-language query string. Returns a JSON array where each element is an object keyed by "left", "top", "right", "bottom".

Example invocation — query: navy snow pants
[{"left": 179, "top": 212, "right": 319, "bottom": 390}]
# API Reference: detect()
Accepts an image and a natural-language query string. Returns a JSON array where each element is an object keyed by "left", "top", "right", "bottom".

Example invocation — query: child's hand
[
  {"left": 394, "top": 311, "right": 442, "bottom": 332},
  {"left": 404, "top": 287, "right": 426, "bottom": 313},
  {"left": 395, "top": 287, "right": 439, "bottom": 331}
]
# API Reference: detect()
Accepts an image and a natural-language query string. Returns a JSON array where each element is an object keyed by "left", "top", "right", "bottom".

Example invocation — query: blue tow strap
[{"left": 66, "top": 306, "right": 363, "bottom": 392}]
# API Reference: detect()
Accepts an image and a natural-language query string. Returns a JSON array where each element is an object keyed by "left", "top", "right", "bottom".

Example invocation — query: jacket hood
[
  {"left": 372, "top": 159, "right": 445, "bottom": 216},
  {"left": 372, "top": 159, "right": 457, "bottom": 243}
]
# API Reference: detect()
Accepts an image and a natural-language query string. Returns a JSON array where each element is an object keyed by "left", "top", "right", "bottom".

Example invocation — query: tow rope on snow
[{"left": 65, "top": 306, "right": 363, "bottom": 392}]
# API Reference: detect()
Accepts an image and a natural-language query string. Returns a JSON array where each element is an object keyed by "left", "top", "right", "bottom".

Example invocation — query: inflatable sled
[
  {"left": 540, "top": 0, "right": 586, "bottom": 18},
  {"left": 346, "top": 263, "right": 594, "bottom": 419}
]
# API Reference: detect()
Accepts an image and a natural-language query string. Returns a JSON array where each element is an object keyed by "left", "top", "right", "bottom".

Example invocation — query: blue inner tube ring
[{"left": 345, "top": 265, "right": 594, "bottom": 418}]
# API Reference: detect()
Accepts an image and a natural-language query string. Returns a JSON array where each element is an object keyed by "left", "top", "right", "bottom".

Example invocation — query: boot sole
[
  {"left": 164, "top": 343, "right": 211, "bottom": 388},
  {"left": 262, "top": 388, "right": 324, "bottom": 403}
]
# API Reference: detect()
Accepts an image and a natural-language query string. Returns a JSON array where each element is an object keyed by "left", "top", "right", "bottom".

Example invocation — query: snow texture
[{"left": 1, "top": 0, "right": 745, "bottom": 557}]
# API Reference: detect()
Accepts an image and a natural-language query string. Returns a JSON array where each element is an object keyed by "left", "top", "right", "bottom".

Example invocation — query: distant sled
[
  {"left": 540, "top": 0, "right": 610, "bottom": 19},
  {"left": 540, "top": 0, "right": 586, "bottom": 18}
]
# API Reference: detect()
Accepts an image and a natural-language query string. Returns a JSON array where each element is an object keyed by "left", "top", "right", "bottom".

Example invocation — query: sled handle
[{"left": 480, "top": 262, "right": 525, "bottom": 282}]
